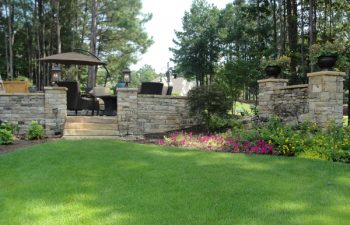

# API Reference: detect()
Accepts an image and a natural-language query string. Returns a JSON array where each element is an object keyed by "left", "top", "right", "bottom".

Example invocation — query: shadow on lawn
[{"left": 0, "top": 140, "right": 349, "bottom": 225}]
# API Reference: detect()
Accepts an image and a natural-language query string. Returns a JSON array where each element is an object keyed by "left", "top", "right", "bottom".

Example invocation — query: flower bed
[
  {"left": 159, "top": 119, "right": 350, "bottom": 163},
  {"left": 159, "top": 130, "right": 275, "bottom": 155}
]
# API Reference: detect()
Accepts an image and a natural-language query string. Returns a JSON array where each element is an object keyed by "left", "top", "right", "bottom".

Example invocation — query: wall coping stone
[
  {"left": 275, "top": 84, "right": 308, "bottom": 90},
  {"left": 257, "top": 78, "right": 289, "bottom": 83},
  {"left": 116, "top": 88, "right": 138, "bottom": 92},
  {"left": 44, "top": 86, "right": 67, "bottom": 91},
  {"left": 0, "top": 93, "right": 44, "bottom": 96},
  {"left": 138, "top": 94, "right": 187, "bottom": 99},
  {"left": 307, "top": 71, "right": 346, "bottom": 77}
]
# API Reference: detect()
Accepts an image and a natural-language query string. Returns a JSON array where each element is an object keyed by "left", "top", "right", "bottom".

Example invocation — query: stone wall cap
[
  {"left": 138, "top": 94, "right": 187, "bottom": 99},
  {"left": 116, "top": 88, "right": 138, "bottom": 92},
  {"left": 44, "top": 86, "right": 67, "bottom": 91},
  {"left": 307, "top": 71, "right": 346, "bottom": 77},
  {"left": 257, "top": 78, "right": 289, "bottom": 83},
  {"left": 0, "top": 92, "right": 44, "bottom": 96},
  {"left": 275, "top": 84, "right": 308, "bottom": 90}
]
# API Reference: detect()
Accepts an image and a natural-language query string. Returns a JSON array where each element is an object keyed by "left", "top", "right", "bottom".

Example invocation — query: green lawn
[{"left": 0, "top": 140, "right": 349, "bottom": 225}]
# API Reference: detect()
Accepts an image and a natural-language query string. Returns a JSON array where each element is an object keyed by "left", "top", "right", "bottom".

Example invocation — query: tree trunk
[
  {"left": 300, "top": 0, "right": 306, "bottom": 78},
  {"left": 281, "top": 0, "right": 287, "bottom": 54},
  {"left": 38, "top": 0, "right": 44, "bottom": 89},
  {"left": 88, "top": 0, "right": 98, "bottom": 88},
  {"left": 272, "top": 0, "right": 277, "bottom": 56},
  {"left": 287, "top": 0, "right": 298, "bottom": 84},
  {"left": 5, "top": 0, "right": 14, "bottom": 80},
  {"left": 55, "top": 0, "right": 61, "bottom": 53},
  {"left": 309, "top": 0, "right": 316, "bottom": 72}
]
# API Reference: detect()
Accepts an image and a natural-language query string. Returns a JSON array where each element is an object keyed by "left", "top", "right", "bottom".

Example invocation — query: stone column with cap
[
  {"left": 307, "top": 71, "right": 345, "bottom": 127},
  {"left": 257, "top": 78, "right": 288, "bottom": 118}
]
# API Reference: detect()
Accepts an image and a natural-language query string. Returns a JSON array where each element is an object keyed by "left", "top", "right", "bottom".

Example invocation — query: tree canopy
[
  {"left": 172, "top": 0, "right": 350, "bottom": 102},
  {"left": 0, "top": 0, "right": 153, "bottom": 88}
]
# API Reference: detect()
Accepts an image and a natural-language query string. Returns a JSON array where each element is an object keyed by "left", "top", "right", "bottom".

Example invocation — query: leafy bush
[
  {"left": 187, "top": 84, "right": 232, "bottom": 129},
  {"left": 0, "top": 129, "right": 14, "bottom": 145},
  {"left": 27, "top": 121, "right": 44, "bottom": 140},
  {"left": 309, "top": 41, "right": 345, "bottom": 64},
  {"left": 0, "top": 121, "right": 16, "bottom": 133},
  {"left": 209, "top": 114, "right": 242, "bottom": 132},
  {"left": 260, "top": 55, "right": 291, "bottom": 68}
]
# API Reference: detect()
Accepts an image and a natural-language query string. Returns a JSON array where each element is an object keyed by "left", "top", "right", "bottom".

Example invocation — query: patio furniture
[
  {"left": 56, "top": 81, "right": 99, "bottom": 116},
  {"left": 90, "top": 87, "right": 117, "bottom": 116},
  {"left": 139, "top": 82, "right": 163, "bottom": 95},
  {"left": 96, "top": 95, "right": 117, "bottom": 116}
]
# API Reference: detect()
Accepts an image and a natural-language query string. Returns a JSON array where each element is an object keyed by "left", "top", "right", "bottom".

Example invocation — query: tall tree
[
  {"left": 287, "top": 0, "right": 298, "bottom": 84},
  {"left": 87, "top": 0, "right": 98, "bottom": 89},
  {"left": 172, "top": 0, "right": 220, "bottom": 86},
  {"left": 4, "top": 0, "right": 14, "bottom": 80}
]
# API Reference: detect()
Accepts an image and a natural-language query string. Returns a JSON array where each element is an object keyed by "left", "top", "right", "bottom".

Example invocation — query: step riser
[
  {"left": 64, "top": 116, "right": 119, "bottom": 138},
  {"left": 62, "top": 136, "right": 120, "bottom": 140},
  {"left": 65, "top": 116, "right": 118, "bottom": 124},
  {"left": 65, "top": 123, "right": 117, "bottom": 130},
  {"left": 64, "top": 129, "right": 120, "bottom": 136}
]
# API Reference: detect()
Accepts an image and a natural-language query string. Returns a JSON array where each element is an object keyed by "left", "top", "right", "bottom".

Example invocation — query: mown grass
[{"left": 0, "top": 140, "right": 349, "bottom": 225}]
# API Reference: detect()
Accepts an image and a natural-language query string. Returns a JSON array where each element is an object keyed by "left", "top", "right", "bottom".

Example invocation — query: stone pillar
[
  {"left": 257, "top": 78, "right": 288, "bottom": 118},
  {"left": 116, "top": 88, "right": 138, "bottom": 135},
  {"left": 44, "top": 87, "right": 67, "bottom": 136},
  {"left": 307, "top": 71, "right": 345, "bottom": 127}
]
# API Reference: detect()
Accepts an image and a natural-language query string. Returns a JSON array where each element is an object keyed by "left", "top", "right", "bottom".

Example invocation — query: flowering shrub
[
  {"left": 159, "top": 130, "right": 274, "bottom": 155},
  {"left": 159, "top": 119, "right": 350, "bottom": 163}
]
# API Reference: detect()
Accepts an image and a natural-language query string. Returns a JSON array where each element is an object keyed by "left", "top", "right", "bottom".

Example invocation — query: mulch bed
[
  {"left": 0, "top": 126, "right": 205, "bottom": 154},
  {"left": 0, "top": 139, "right": 48, "bottom": 155}
]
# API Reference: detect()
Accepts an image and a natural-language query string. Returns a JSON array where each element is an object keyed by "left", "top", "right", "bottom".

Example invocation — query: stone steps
[
  {"left": 63, "top": 116, "right": 119, "bottom": 139},
  {"left": 64, "top": 122, "right": 117, "bottom": 130}
]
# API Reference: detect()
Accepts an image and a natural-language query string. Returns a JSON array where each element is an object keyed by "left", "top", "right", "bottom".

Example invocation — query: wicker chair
[
  {"left": 56, "top": 81, "right": 99, "bottom": 116},
  {"left": 139, "top": 82, "right": 164, "bottom": 95}
]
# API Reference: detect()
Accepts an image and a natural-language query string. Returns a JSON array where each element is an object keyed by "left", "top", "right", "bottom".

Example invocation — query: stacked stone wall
[
  {"left": 0, "top": 87, "right": 67, "bottom": 136},
  {"left": 116, "top": 88, "right": 197, "bottom": 135},
  {"left": 137, "top": 95, "right": 195, "bottom": 134},
  {"left": 272, "top": 85, "right": 309, "bottom": 122},
  {"left": 0, "top": 93, "right": 45, "bottom": 135},
  {"left": 258, "top": 71, "right": 345, "bottom": 127}
]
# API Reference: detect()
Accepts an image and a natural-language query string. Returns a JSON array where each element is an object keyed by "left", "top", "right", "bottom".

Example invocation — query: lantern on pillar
[
  {"left": 122, "top": 67, "right": 131, "bottom": 87},
  {"left": 50, "top": 64, "right": 61, "bottom": 85}
]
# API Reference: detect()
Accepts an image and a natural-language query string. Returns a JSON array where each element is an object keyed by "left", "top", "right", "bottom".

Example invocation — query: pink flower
[
  {"left": 159, "top": 140, "right": 165, "bottom": 145},
  {"left": 180, "top": 139, "right": 186, "bottom": 146}
]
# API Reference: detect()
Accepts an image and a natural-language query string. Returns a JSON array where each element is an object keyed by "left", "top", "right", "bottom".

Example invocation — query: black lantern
[
  {"left": 50, "top": 64, "right": 61, "bottom": 85},
  {"left": 122, "top": 67, "right": 131, "bottom": 87}
]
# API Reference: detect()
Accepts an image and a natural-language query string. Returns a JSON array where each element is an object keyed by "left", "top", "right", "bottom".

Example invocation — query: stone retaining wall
[
  {"left": 272, "top": 85, "right": 309, "bottom": 122},
  {"left": 258, "top": 71, "right": 345, "bottom": 127},
  {"left": 117, "top": 88, "right": 197, "bottom": 135},
  {"left": 137, "top": 95, "right": 194, "bottom": 134},
  {"left": 0, "top": 87, "right": 67, "bottom": 136},
  {"left": 0, "top": 87, "right": 196, "bottom": 137}
]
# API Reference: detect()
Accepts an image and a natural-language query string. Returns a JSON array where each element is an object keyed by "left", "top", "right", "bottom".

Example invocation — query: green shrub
[
  {"left": 27, "top": 121, "right": 44, "bottom": 140},
  {"left": 209, "top": 114, "right": 242, "bottom": 132},
  {"left": 0, "top": 121, "right": 16, "bottom": 133},
  {"left": 0, "top": 129, "right": 14, "bottom": 145},
  {"left": 187, "top": 84, "right": 232, "bottom": 130}
]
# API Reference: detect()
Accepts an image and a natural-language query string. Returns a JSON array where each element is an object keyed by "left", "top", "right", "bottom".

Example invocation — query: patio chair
[
  {"left": 56, "top": 81, "right": 99, "bottom": 116},
  {"left": 139, "top": 82, "right": 164, "bottom": 95}
]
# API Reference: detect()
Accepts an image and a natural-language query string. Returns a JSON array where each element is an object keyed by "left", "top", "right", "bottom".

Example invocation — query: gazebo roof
[{"left": 39, "top": 52, "right": 106, "bottom": 66}]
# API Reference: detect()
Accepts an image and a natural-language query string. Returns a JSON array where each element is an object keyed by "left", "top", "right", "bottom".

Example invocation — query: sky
[{"left": 132, "top": 0, "right": 232, "bottom": 73}]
